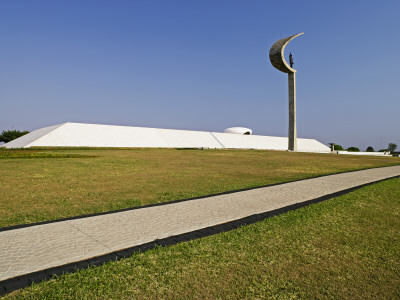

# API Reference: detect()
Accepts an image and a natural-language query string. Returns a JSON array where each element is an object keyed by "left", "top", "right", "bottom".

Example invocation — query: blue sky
[{"left": 1, "top": 0, "right": 399, "bottom": 150}]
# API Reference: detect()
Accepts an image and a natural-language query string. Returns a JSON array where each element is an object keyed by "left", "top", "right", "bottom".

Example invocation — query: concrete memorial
[
  {"left": 269, "top": 33, "right": 304, "bottom": 151},
  {"left": 2, "top": 34, "right": 331, "bottom": 153}
]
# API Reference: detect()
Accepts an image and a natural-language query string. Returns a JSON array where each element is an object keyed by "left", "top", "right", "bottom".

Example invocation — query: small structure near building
[{"left": 223, "top": 127, "right": 252, "bottom": 135}]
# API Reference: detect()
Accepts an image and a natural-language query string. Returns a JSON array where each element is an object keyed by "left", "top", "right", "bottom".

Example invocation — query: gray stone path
[{"left": 1, "top": 166, "right": 400, "bottom": 283}]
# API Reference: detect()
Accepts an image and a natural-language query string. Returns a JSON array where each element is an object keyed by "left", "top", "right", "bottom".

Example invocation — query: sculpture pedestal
[{"left": 288, "top": 72, "right": 297, "bottom": 151}]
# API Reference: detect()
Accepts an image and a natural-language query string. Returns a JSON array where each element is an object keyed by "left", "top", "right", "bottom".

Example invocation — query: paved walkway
[{"left": 1, "top": 166, "right": 400, "bottom": 289}]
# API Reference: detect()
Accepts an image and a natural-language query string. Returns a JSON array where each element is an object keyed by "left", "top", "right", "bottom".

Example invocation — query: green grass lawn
[
  {"left": 3, "top": 177, "right": 399, "bottom": 299},
  {"left": 0, "top": 148, "right": 399, "bottom": 228}
]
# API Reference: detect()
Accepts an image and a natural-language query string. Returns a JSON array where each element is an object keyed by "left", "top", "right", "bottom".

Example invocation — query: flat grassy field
[
  {"left": 0, "top": 148, "right": 399, "bottom": 228},
  {"left": 3, "top": 177, "right": 399, "bottom": 299}
]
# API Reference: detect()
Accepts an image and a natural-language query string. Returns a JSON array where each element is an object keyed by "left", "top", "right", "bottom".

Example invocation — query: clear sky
[{"left": 1, "top": 0, "right": 399, "bottom": 151}]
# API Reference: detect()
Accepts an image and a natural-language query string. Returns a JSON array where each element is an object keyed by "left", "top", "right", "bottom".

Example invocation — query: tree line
[
  {"left": 333, "top": 143, "right": 397, "bottom": 153},
  {"left": 0, "top": 130, "right": 30, "bottom": 143}
]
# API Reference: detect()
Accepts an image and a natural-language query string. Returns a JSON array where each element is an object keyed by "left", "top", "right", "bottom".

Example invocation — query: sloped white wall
[
  {"left": 297, "top": 138, "right": 332, "bottom": 153},
  {"left": 212, "top": 133, "right": 288, "bottom": 150},
  {"left": 156, "top": 128, "right": 223, "bottom": 148},
  {"left": 1, "top": 124, "right": 63, "bottom": 148},
  {"left": 213, "top": 132, "right": 330, "bottom": 152},
  {"left": 30, "top": 123, "right": 167, "bottom": 148}
]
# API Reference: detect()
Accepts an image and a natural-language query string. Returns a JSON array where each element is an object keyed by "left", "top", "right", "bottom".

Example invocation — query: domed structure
[{"left": 224, "top": 127, "right": 252, "bottom": 135}]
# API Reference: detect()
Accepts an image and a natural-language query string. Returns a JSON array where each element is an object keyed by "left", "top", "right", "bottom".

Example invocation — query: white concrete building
[{"left": 2, "top": 122, "right": 331, "bottom": 152}]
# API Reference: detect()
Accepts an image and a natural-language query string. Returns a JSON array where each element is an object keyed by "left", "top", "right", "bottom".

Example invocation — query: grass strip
[
  {"left": 3, "top": 177, "right": 399, "bottom": 299},
  {"left": 0, "top": 148, "right": 90, "bottom": 158},
  {"left": 0, "top": 152, "right": 87, "bottom": 159},
  {"left": 0, "top": 148, "right": 399, "bottom": 228}
]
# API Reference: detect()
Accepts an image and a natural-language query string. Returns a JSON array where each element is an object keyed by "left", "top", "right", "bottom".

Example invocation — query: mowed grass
[
  {"left": 0, "top": 148, "right": 399, "bottom": 228},
  {"left": 3, "top": 177, "right": 399, "bottom": 299},
  {"left": 0, "top": 148, "right": 86, "bottom": 159}
]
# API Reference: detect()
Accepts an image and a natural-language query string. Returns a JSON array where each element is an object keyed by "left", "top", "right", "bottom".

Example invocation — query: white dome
[{"left": 224, "top": 127, "right": 252, "bottom": 135}]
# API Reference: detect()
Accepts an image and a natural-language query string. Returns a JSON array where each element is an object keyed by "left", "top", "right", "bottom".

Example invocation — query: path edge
[
  {"left": 1, "top": 174, "right": 399, "bottom": 295},
  {"left": 2, "top": 165, "right": 399, "bottom": 233}
]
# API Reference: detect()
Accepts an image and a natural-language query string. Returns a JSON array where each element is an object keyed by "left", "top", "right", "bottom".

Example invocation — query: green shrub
[
  {"left": 366, "top": 146, "right": 374, "bottom": 152},
  {"left": 346, "top": 147, "right": 360, "bottom": 152},
  {"left": 333, "top": 144, "right": 343, "bottom": 150},
  {"left": 0, "top": 130, "right": 29, "bottom": 143},
  {"left": 388, "top": 143, "right": 397, "bottom": 153}
]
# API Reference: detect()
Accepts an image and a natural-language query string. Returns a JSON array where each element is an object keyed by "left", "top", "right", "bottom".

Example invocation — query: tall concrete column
[
  {"left": 269, "top": 33, "right": 303, "bottom": 151},
  {"left": 288, "top": 72, "right": 297, "bottom": 151}
]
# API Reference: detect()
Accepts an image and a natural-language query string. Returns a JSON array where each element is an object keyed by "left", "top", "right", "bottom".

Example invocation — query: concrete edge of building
[{"left": 336, "top": 151, "right": 392, "bottom": 156}]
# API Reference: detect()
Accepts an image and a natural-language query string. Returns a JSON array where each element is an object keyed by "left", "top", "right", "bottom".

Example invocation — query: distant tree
[
  {"left": 0, "top": 130, "right": 29, "bottom": 143},
  {"left": 388, "top": 143, "right": 397, "bottom": 153},
  {"left": 366, "top": 146, "right": 374, "bottom": 152},
  {"left": 333, "top": 144, "right": 343, "bottom": 150},
  {"left": 346, "top": 147, "right": 360, "bottom": 152},
  {"left": 378, "top": 149, "right": 388, "bottom": 152}
]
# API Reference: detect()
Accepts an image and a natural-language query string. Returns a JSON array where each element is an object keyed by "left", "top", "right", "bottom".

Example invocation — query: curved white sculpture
[{"left": 224, "top": 127, "right": 252, "bottom": 135}]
